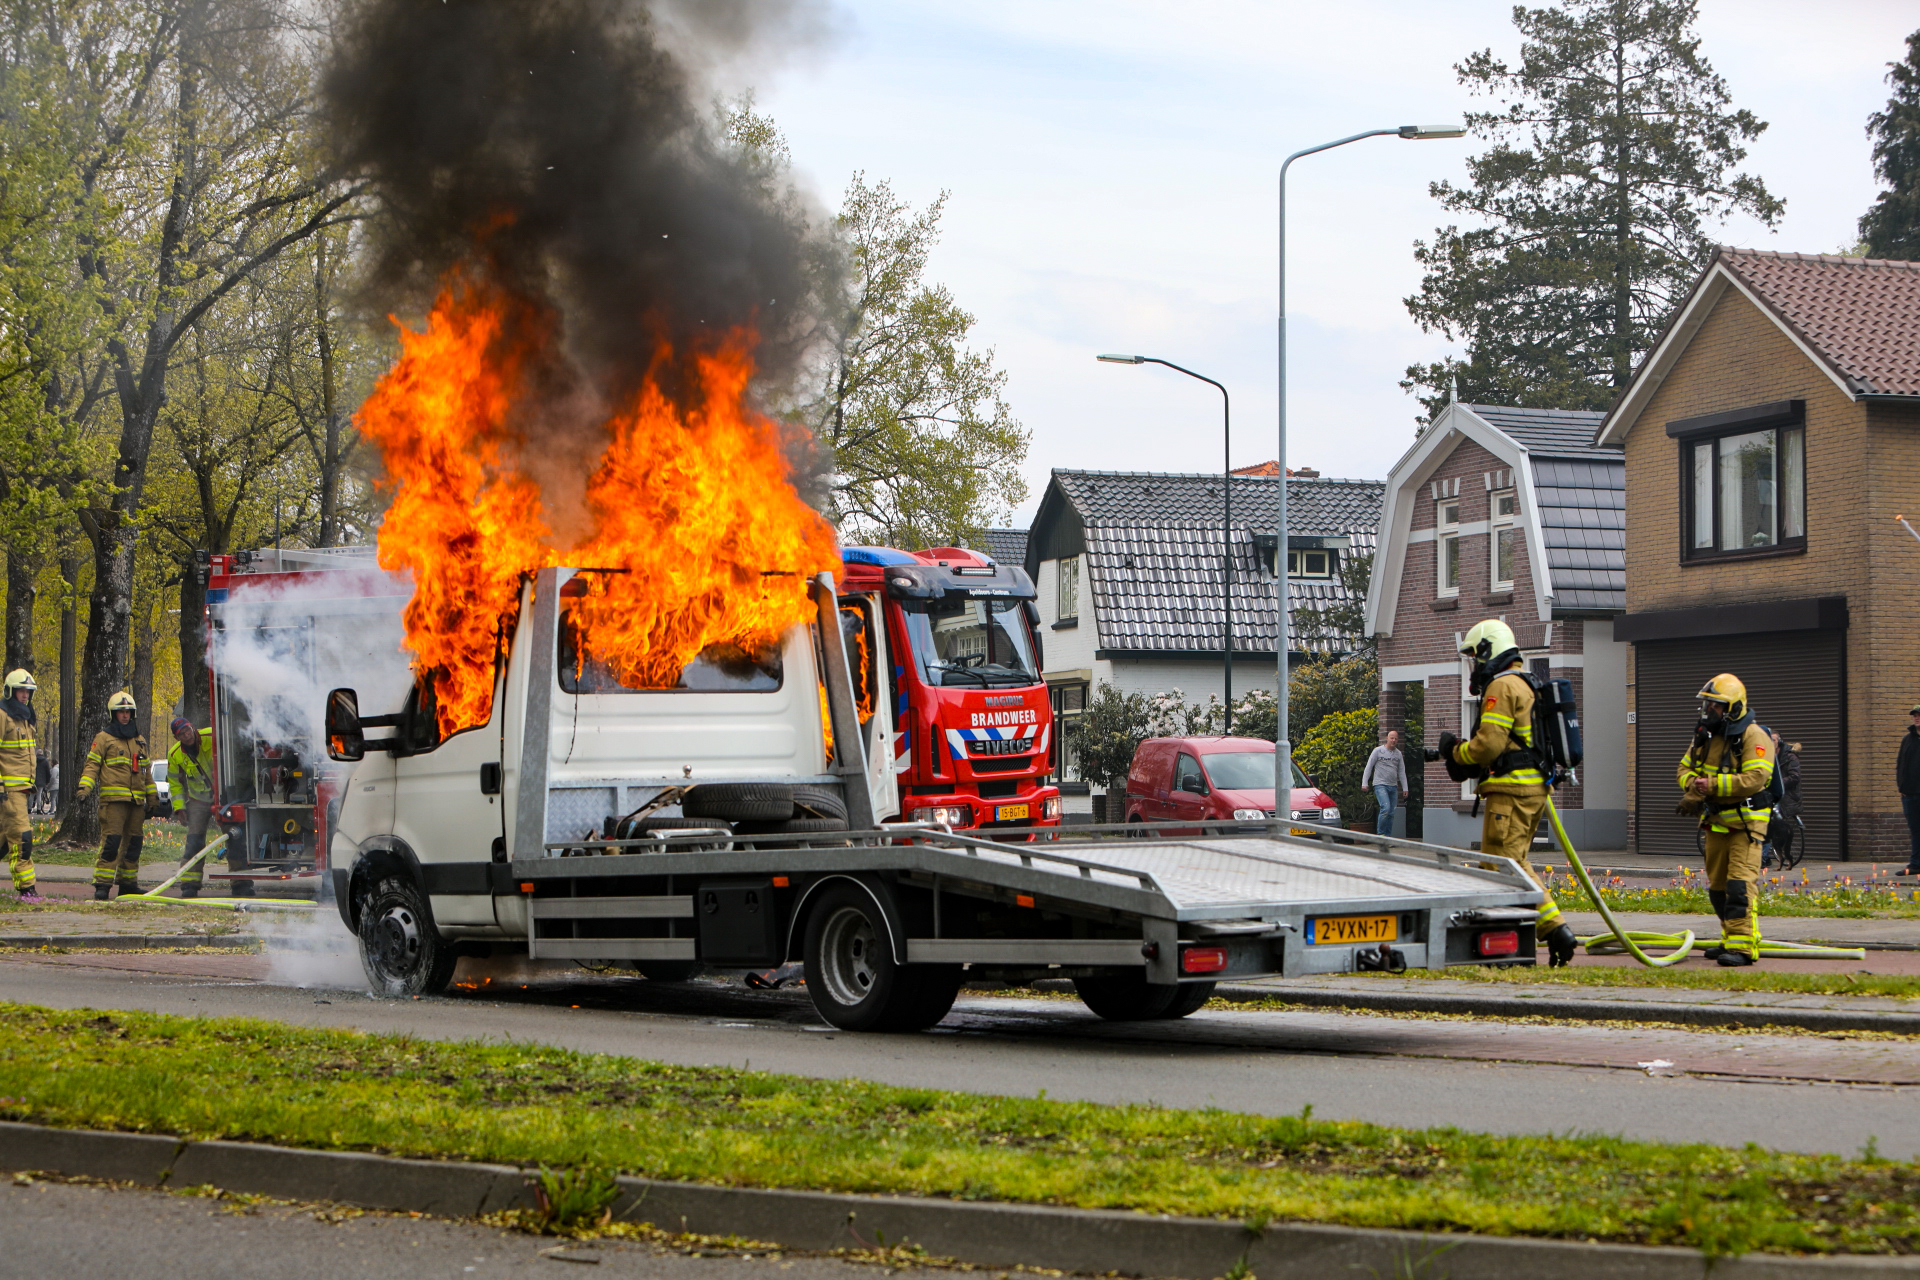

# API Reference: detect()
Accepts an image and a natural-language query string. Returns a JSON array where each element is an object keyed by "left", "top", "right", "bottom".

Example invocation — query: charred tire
[
  {"left": 803, "top": 883, "right": 958, "bottom": 1032},
  {"left": 1073, "top": 974, "right": 1216, "bottom": 1021},
  {"left": 788, "top": 785, "right": 848, "bottom": 822},
  {"left": 358, "top": 875, "right": 458, "bottom": 997},
  {"left": 633, "top": 961, "right": 700, "bottom": 983},
  {"left": 683, "top": 783, "right": 795, "bottom": 823}
]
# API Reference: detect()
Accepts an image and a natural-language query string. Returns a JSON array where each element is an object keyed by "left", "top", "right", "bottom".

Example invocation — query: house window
[
  {"left": 1436, "top": 500, "right": 1461, "bottom": 596},
  {"left": 1050, "top": 680, "right": 1088, "bottom": 787},
  {"left": 1490, "top": 489, "right": 1521, "bottom": 590},
  {"left": 1057, "top": 555, "right": 1081, "bottom": 621},
  {"left": 1287, "top": 548, "right": 1333, "bottom": 578},
  {"left": 1683, "top": 421, "right": 1806, "bottom": 558}
]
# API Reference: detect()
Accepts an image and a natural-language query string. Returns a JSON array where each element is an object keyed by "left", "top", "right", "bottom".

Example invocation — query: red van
[{"left": 1124, "top": 735, "right": 1341, "bottom": 829}]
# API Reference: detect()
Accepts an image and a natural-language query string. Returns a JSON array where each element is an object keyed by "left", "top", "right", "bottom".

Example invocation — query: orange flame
[{"left": 358, "top": 272, "right": 841, "bottom": 734}]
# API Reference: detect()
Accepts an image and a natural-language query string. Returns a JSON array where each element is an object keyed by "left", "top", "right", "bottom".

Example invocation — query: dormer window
[{"left": 1287, "top": 548, "right": 1334, "bottom": 578}]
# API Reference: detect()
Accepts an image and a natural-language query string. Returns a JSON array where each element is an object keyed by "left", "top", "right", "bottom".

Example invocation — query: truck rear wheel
[
  {"left": 1074, "top": 974, "right": 1216, "bottom": 1021},
  {"left": 358, "top": 875, "right": 458, "bottom": 997},
  {"left": 803, "top": 883, "right": 960, "bottom": 1032}
]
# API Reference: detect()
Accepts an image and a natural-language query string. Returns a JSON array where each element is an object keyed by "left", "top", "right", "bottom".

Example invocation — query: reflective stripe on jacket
[
  {"left": 79, "top": 730, "right": 157, "bottom": 803},
  {"left": 0, "top": 711, "right": 35, "bottom": 791},
  {"left": 1453, "top": 669, "right": 1548, "bottom": 796},
  {"left": 167, "top": 728, "right": 215, "bottom": 811},
  {"left": 1678, "top": 722, "right": 1774, "bottom": 829}
]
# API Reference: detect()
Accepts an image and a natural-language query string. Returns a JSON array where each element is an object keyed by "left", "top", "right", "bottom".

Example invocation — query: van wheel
[
  {"left": 803, "top": 883, "right": 959, "bottom": 1032},
  {"left": 358, "top": 876, "right": 458, "bottom": 997},
  {"left": 1074, "top": 974, "right": 1216, "bottom": 1021}
]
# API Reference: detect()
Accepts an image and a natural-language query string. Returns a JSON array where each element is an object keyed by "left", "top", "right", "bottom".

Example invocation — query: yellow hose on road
[
  {"left": 1544, "top": 797, "right": 1865, "bottom": 965},
  {"left": 114, "top": 832, "right": 319, "bottom": 910}
]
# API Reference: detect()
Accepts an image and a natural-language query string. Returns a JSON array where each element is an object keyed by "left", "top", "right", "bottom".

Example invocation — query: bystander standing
[
  {"left": 1900, "top": 706, "right": 1920, "bottom": 875},
  {"left": 1362, "top": 729, "right": 1408, "bottom": 838}
]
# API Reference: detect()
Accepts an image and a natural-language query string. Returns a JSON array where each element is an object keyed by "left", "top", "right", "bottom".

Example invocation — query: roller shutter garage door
[{"left": 1634, "top": 632, "right": 1844, "bottom": 860}]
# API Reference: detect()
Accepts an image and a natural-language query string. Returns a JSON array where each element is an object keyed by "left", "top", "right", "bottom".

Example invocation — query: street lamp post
[
  {"left": 1097, "top": 354, "right": 1234, "bottom": 731},
  {"left": 1274, "top": 123, "right": 1464, "bottom": 808}
]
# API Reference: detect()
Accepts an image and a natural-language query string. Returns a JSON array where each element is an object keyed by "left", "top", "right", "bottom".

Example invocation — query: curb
[
  {"left": 0, "top": 935, "right": 252, "bottom": 951},
  {"left": 2, "top": 1121, "right": 1916, "bottom": 1278},
  {"left": 1210, "top": 983, "right": 1920, "bottom": 1035}
]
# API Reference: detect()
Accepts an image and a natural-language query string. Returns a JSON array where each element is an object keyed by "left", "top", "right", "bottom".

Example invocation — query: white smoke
[
  {"left": 258, "top": 906, "right": 369, "bottom": 990},
  {"left": 206, "top": 564, "right": 417, "bottom": 753}
]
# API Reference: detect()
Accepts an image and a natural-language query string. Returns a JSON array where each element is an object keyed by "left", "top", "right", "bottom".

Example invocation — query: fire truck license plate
[
  {"left": 996, "top": 803, "right": 1030, "bottom": 822},
  {"left": 1306, "top": 914, "right": 1398, "bottom": 945}
]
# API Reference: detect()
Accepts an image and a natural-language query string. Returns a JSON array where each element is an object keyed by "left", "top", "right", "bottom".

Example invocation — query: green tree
[
  {"left": 1073, "top": 683, "right": 1151, "bottom": 796},
  {"left": 1295, "top": 706, "right": 1380, "bottom": 828},
  {"left": 1293, "top": 550, "right": 1374, "bottom": 656},
  {"left": 1860, "top": 31, "right": 1920, "bottom": 260},
  {"left": 1403, "top": 0, "right": 1782, "bottom": 422}
]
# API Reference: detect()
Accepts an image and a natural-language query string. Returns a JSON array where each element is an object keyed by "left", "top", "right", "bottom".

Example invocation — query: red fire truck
[
  {"left": 199, "top": 547, "right": 412, "bottom": 895},
  {"left": 838, "top": 546, "right": 1060, "bottom": 832}
]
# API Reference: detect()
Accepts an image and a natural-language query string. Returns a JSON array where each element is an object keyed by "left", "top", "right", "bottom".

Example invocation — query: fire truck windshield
[{"left": 901, "top": 595, "right": 1038, "bottom": 687}]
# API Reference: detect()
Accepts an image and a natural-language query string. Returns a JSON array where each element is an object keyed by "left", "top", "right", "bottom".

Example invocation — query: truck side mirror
[{"left": 326, "top": 688, "right": 365, "bottom": 762}]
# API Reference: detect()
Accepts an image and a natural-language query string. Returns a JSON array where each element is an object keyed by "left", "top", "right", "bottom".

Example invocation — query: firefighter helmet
[
  {"left": 108, "top": 690, "right": 137, "bottom": 713},
  {"left": 1697, "top": 673, "right": 1748, "bottom": 722},
  {"left": 3, "top": 669, "right": 34, "bottom": 695},
  {"left": 1460, "top": 619, "right": 1522, "bottom": 695}
]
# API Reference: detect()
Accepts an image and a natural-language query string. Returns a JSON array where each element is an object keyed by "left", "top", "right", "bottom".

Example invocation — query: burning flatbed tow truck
[{"left": 322, "top": 566, "right": 1545, "bottom": 1032}]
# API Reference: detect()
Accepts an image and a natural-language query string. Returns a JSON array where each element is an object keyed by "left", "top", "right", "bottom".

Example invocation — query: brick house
[
  {"left": 1364, "top": 402, "right": 1628, "bottom": 849},
  {"left": 1024, "top": 467, "right": 1384, "bottom": 815},
  {"left": 1595, "top": 249, "right": 1920, "bottom": 861}
]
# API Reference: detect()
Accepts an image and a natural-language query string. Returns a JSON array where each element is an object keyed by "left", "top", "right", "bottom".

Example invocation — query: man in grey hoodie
[{"left": 1362, "top": 729, "right": 1409, "bottom": 837}]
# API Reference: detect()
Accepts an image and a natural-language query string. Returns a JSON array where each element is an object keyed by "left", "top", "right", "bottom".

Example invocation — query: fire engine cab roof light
[
  {"left": 841, "top": 546, "right": 921, "bottom": 567},
  {"left": 1474, "top": 929, "right": 1521, "bottom": 958},
  {"left": 1181, "top": 945, "right": 1230, "bottom": 974}
]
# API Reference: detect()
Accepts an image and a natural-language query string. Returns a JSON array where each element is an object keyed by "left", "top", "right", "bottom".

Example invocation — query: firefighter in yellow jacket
[
  {"left": 1679, "top": 674, "right": 1773, "bottom": 966},
  {"left": 1436, "top": 619, "right": 1580, "bottom": 966},
  {"left": 77, "top": 691, "right": 159, "bottom": 900},
  {"left": 0, "top": 669, "right": 41, "bottom": 899}
]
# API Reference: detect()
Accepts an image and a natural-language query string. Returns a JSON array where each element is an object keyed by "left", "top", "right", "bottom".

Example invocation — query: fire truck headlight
[
  {"left": 909, "top": 805, "right": 970, "bottom": 826},
  {"left": 1042, "top": 796, "right": 1062, "bottom": 819}
]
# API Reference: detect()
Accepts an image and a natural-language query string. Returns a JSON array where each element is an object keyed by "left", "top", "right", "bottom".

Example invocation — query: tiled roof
[
  {"left": 1465, "top": 404, "right": 1608, "bottom": 456},
  {"left": 1532, "top": 455, "right": 1625, "bottom": 612},
  {"left": 980, "top": 528, "right": 1029, "bottom": 566},
  {"left": 1720, "top": 249, "right": 1920, "bottom": 398},
  {"left": 1048, "top": 470, "right": 1384, "bottom": 655}
]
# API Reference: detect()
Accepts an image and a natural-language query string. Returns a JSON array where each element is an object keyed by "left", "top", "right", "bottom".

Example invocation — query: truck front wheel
[
  {"left": 1074, "top": 974, "right": 1216, "bottom": 1021},
  {"left": 803, "top": 884, "right": 960, "bottom": 1032},
  {"left": 358, "top": 875, "right": 458, "bottom": 997}
]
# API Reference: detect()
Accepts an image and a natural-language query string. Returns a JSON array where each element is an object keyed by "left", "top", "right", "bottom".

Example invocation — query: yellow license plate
[
  {"left": 996, "top": 803, "right": 1031, "bottom": 822},
  {"left": 1307, "top": 914, "right": 1399, "bottom": 946},
  {"left": 1289, "top": 827, "right": 1316, "bottom": 837}
]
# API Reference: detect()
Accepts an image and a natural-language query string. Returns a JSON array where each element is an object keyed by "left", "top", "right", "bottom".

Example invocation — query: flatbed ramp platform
[{"left": 509, "top": 823, "right": 1544, "bottom": 995}]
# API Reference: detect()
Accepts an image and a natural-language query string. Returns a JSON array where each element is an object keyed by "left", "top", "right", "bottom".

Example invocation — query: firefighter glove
[
  {"left": 1437, "top": 731, "right": 1460, "bottom": 759},
  {"left": 1544, "top": 923, "right": 1578, "bottom": 967}
]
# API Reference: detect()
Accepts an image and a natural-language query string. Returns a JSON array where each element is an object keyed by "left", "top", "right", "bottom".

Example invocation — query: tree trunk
[
  {"left": 56, "top": 546, "right": 91, "bottom": 844},
  {"left": 133, "top": 590, "right": 156, "bottom": 745},
  {"left": 178, "top": 561, "right": 209, "bottom": 726},
  {"left": 315, "top": 235, "right": 343, "bottom": 547},
  {"left": 5, "top": 546, "right": 38, "bottom": 676}
]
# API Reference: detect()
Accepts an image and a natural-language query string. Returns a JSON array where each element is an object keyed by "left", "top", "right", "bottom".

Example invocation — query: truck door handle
[{"left": 479, "top": 762, "right": 502, "bottom": 795}]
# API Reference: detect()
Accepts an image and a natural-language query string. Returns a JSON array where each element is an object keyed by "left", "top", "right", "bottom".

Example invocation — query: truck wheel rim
[
  {"left": 374, "top": 905, "right": 421, "bottom": 975},
  {"left": 819, "top": 905, "right": 878, "bottom": 1008}
]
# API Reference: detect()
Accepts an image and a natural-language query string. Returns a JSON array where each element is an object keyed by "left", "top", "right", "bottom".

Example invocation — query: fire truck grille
[{"left": 968, "top": 755, "right": 1031, "bottom": 774}]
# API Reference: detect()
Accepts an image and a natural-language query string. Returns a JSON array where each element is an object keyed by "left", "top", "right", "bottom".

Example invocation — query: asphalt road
[
  {"left": 0, "top": 1177, "right": 888, "bottom": 1280},
  {"left": 4, "top": 950, "right": 1916, "bottom": 1159}
]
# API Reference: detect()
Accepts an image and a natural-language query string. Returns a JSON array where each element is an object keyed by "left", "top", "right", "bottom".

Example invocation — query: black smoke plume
[{"left": 326, "top": 0, "right": 820, "bottom": 405}]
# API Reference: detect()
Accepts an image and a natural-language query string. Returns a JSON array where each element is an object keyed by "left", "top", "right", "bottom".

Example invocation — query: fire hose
[
  {"left": 1543, "top": 797, "right": 1865, "bottom": 966},
  {"left": 114, "top": 832, "right": 317, "bottom": 911}
]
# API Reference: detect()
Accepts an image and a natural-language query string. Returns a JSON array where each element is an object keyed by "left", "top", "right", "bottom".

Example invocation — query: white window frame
[
  {"left": 1056, "top": 555, "right": 1081, "bottom": 621},
  {"left": 1436, "top": 500, "right": 1461, "bottom": 597},
  {"left": 1490, "top": 488, "right": 1520, "bottom": 591},
  {"left": 1287, "top": 548, "right": 1333, "bottom": 579}
]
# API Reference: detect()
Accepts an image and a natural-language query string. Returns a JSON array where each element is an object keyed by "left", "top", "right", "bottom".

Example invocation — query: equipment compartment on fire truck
[{"left": 322, "top": 564, "right": 1545, "bottom": 1029}]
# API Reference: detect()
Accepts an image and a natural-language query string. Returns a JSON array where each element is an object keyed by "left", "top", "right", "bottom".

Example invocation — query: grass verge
[
  {"left": 1349, "top": 965, "right": 1920, "bottom": 1000},
  {"left": 1542, "top": 866, "right": 1920, "bottom": 919},
  {"left": 0, "top": 1003, "right": 1916, "bottom": 1257}
]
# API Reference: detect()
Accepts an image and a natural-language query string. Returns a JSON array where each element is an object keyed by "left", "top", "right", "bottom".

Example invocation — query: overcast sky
[{"left": 749, "top": 1, "right": 1918, "bottom": 528}]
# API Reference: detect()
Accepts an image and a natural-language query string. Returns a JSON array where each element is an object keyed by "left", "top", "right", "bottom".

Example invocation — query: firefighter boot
[
  {"left": 1543, "top": 922, "right": 1578, "bottom": 967},
  {"left": 93, "top": 883, "right": 109, "bottom": 901},
  {"left": 178, "top": 880, "right": 199, "bottom": 899}
]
